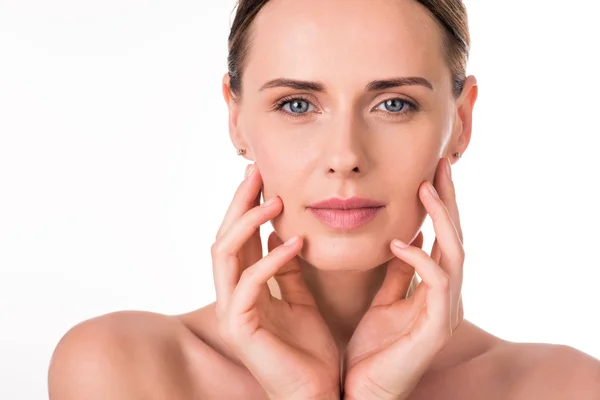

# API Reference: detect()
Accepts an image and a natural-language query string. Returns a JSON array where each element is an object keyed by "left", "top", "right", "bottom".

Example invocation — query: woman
[{"left": 48, "top": 0, "right": 600, "bottom": 398}]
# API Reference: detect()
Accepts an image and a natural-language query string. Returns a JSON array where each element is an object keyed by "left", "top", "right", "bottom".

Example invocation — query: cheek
[
  {"left": 252, "top": 147, "right": 305, "bottom": 201},
  {"left": 250, "top": 142, "right": 314, "bottom": 241},
  {"left": 377, "top": 132, "right": 440, "bottom": 231},
  {"left": 249, "top": 130, "right": 316, "bottom": 197},
  {"left": 380, "top": 130, "right": 440, "bottom": 184}
]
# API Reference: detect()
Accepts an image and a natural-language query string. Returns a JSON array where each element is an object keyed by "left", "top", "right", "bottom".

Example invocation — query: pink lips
[{"left": 307, "top": 197, "right": 385, "bottom": 230}]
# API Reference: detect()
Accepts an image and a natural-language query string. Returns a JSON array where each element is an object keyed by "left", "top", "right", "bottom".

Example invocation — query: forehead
[{"left": 244, "top": 0, "right": 448, "bottom": 93}]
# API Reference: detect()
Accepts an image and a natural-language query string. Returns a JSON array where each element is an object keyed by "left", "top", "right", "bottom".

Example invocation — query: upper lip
[{"left": 307, "top": 197, "right": 385, "bottom": 209}]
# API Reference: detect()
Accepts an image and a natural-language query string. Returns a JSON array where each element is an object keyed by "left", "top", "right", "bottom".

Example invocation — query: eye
[
  {"left": 273, "top": 96, "right": 419, "bottom": 119},
  {"left": 273, "top": 96, "right": 317, "bottom": 118},
  {"left": 374, "top": 98, "right": 418, "bottom": 116}
]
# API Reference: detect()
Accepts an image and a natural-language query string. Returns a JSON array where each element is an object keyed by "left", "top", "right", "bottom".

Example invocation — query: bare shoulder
[
  {"left": 48, "top": 310, "right": 201, "bottom": 399},
  {"left": 413, "top": 321, "right": 600, "bottom": 400},
  {"left": 496, "top": 341, "right": 600, "bottom": 400},
  {"left": 49, "top": 306, "right": 266, "bottom": 399},
  {"left": 176, "top": 303, "right": 267, "bottom": 398}
]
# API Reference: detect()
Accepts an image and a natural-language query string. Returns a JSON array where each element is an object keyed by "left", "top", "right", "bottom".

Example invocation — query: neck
[
  {"left": 267, "top": 258, "right": 465, "bottom": 353},
  {"left": 298, "top": 259, "right": 389, "bottom": 350}
]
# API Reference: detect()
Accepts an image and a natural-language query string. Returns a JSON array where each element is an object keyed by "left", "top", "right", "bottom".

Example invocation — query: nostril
[{"left": 328, "top": 165, "right": 361, "bottom": 174}]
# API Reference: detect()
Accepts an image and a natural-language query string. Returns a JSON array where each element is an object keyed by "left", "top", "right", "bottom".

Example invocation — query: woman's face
[{"left": 224, "top": 0, "right": 475, "bottom": 271}]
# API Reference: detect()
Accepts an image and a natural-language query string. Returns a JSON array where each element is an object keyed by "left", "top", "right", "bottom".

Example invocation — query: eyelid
[
  {"left": 375, "top": 98, "right": 418, "bottom": 112},
  {"left": 276, "top": 93, "right": 319, "bottom": 106},
  {"left": 273, "top": 94, "right": 320, "bottom": 116},
  {"left": 371, "top": 94, "right": 419, "bottom": 110},
  {"left": 273, "top": 95, "right": 419, "bottom": 118}
]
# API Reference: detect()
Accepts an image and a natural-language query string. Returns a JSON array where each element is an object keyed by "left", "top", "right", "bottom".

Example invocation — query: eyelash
[{"left": 273, "top": 95, "right": 419, "bottom": 119}]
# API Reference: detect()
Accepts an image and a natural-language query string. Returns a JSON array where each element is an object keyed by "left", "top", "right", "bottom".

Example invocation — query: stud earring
[
  {"left": 237, "top": 148, "right": 246, "bottom": 156},
  {"left": 453, "top": 152, "right": 460, "bottom": 158}
]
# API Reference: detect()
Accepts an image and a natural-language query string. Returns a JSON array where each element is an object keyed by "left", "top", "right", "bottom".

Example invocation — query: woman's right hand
[{"left": 211, "top": 163, "right": 340, "bottom": 400}]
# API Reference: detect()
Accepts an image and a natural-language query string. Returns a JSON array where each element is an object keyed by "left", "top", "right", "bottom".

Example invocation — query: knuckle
[
  {"left": 240, "top": 266, "right": 257, "bottom": 283},
  {"left": 232, "top": 180, "right": 248, "bottom": 200},
  {"left": 243, "top": 208, "right": 263, "bottom": 225},
  {"left": 438, "top": 274, "right": 450, "bottom": 290},
  {"left": 235, "top": 208, "right": 264, "bottom": 233},
  {"left": 457, "top": 244, "right": 466, "bottom": 261},
  {"left": 210, "top": 241, "right": 222, "bottom": 257}
]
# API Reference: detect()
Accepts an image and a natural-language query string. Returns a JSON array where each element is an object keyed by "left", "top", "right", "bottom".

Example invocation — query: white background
[{"left": 1, "top": 0, "right": 599, "bottom": 398}]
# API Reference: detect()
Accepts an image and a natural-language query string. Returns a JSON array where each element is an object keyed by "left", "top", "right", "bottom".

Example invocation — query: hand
[
  {"left": 212, "top": 163, "right": 340, "bottom": 400},
  {"left": 343, "top": 157, "right": 465, "bottom": 400}
]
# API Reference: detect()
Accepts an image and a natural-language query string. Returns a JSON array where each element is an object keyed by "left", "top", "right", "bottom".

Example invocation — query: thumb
[
  {"left": 371, "top": 231, "right": 424, "bottom": 307},
  {"left": 267, "top": 231, "right": 316, "bottom": 307}
]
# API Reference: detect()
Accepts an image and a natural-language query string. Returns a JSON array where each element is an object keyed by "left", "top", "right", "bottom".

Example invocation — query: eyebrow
[{"left": 258, "top": 76, "right": 434, "bottom": 93}]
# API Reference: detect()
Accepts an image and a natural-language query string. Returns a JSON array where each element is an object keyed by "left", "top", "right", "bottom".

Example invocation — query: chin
[
  {"left": 298, "top": 232, "right": 394, "bottom": 271},
  {"left": 271, "top": 205, "right": 427, "bottom": 271},
  {"left": 274, "top": 220, "right": 394, "bottom": 271}
]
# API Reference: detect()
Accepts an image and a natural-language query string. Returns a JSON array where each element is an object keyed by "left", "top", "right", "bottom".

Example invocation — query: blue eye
[
  {"left": 375, "top": 98, "right": 416, "bottom": 113},
  {"left": 273, "top": 96, "right": 419, "bottom": 119},
  {"left": 274, "top": 96, "right": 316, "bottom": 117}
]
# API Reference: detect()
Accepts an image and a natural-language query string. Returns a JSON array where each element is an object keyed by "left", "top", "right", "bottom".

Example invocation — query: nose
[{"left": 322, "top": 116, "right": 369, "bottom": 178}]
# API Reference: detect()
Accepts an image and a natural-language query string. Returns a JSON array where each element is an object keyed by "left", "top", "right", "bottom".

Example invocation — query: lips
[
  {"left": 307, "top": 197, "right": 385, "bottom": 210},
  {"left": 307, "top": 197, "right": 385, "bottom": 230}
]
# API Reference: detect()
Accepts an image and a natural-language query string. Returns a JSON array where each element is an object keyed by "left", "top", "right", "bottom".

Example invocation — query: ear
[
  {"left": 222, "top": 72, "right": 253, "bottom": 161},
  {"left": 449, "top": 75, "right": 478, "bottom": 164}
]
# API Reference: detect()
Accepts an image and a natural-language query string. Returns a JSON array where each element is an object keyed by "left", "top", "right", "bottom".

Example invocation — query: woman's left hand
[{"left": 343, "top": 157, "right": 465, "bottom": 400}]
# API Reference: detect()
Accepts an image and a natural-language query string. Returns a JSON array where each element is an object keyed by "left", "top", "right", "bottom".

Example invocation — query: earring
[
  {"left": 453, "top": 152, "right": 460, "bottom": 158},
  {"left": 237, "top": 148, "right": 246, "bottom": 156}
]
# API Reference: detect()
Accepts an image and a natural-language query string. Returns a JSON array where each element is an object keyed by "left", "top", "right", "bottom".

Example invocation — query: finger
[
  {"left": 431, "top": 157, "right": 462, "bottom": 265},
  {"left": 215, "top": 163, "right": 262, "bottom": 240},
  {"left": 211, "top": 196, "right": 282, "bottom": 312},
  {"left": 371, "top": 231, "right": 423, "bottom": 307},
  {"left": 229, "top": 235, "right": 303, "bottom": 315},
  {"left": 434, "top": 157, "right": 463, "bottom": 244},
  {"left": 428, "top": 237, "right": 463, "bottom": 329},
  {"left": 429, "top": 158, "right": 466, "bottom": 323},
  {"left": 431, "top": 238, "right": 441, "bottom": 265},
  {"left": 418, "top": 179, "right": 464, "bottom": 288},
  {"left": 390, "top": 240, "right": 452, "bottom": 340},
  {"left": 268, "top": 231, "right": 316, "bottom": 306}
]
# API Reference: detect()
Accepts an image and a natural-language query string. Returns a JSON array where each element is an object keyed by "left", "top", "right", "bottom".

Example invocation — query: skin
[{"left": 48, "top": 0, "right": 600, "bottom": 399}]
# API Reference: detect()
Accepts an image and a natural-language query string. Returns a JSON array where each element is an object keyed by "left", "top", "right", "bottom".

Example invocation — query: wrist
[
  {"left": 343, "top": 388, "right": 408, "bottom": 400},
  {"left": 344, "top": 396, "right": 406, "bottom": 400},
  {"left": 309, "top": 391, "right": 341, "bottom": 400},
  {"left": 271, "top": 390, "right": 340, "bottom": 400},
  {"left": 274, "top": 394, "right": 339, "bottom": 400}
]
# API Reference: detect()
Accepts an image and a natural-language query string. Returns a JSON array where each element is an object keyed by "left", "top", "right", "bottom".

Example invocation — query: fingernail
[
  {"left": 393, "top": 239, "right": 409, "bottom": 249},
  {"left": 284, "top": 235, "right": 299, "bottom": 246},
  {"left": 445, "top": 158, "right": 452, "bottom": 180},
  {"left": 260, "top": 197, "right": 275, "bottom": 207},
  {"left": 245, "top": 163, "right": 255, "bottom": 179},
  {"left": 428, "top": 181, "right": 440, "bottom": 199}
]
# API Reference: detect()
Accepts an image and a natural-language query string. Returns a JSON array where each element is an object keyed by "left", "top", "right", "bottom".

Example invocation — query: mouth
[{"left": 306, "top": 197, "right": 385, "bottom": 230}]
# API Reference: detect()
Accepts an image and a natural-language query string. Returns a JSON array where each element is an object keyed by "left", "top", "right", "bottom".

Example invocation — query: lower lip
[{"left": 308, "top": 207, "right": 384, "bottom": 230}]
